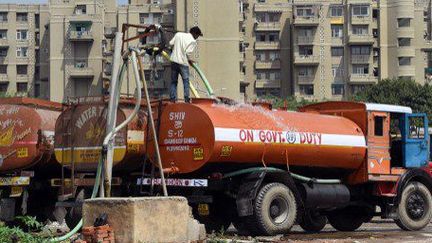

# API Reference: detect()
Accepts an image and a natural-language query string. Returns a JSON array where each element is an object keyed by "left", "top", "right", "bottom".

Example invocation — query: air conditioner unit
[{"left": 153, "top": 1, "right": 161, "bottom": 4}]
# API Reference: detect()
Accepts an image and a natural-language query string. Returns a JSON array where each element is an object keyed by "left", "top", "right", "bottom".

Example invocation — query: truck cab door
[{"left": 401, "top": 113, "right": 429, "bottom": 168}]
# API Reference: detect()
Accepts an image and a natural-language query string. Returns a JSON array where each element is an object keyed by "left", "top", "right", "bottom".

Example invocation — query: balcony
[
  {"left": 0, "top": 38, "right": 8, "bottom": 46},
  {"left": 331, "top": 37, "right": 344, "bottom": 46},
  {"left": 16, "top": 57, "right": 29, "bottom": 63},
  {"left": 297, "top": 76, "right": 314, "bottom": 84},
  {"left": 69, "top": 31, "right": 94, "bottom": 42},
  {"left": 0, "top": 56, "right": 7, "bottom": 63},
  {"left": 161, "top": 13, "right": 174, "bottom": 27},
  {"left": 422, "top": 40, "right": 432, "bottom": 51},
  {"left": 70, "top": 62, "right": 94, "bottom": 78},
  {"left": 294, "top": 55, "right": 320, "bottom": 65},
  {"left": 396, "top": 28, "right": 415, "bottom": 38},
  {"left": 16, "top": 75, "right": 29, "bottom": 82},
  {"left": 349, "top": 74, "right": 378, "bottom": 83},
  {"left": 398, "top": 66, "right": 415, "bottom": 77},
  {"left": 351, "top": 15, "right": 372, "bottom": 25},
  {"left": 0, "top": 74, "right": 7, "bottom": 82},
  {"left": 255, "top": 79, "right": 281, "bottom": 88},
  {"left": 351, "top": 55, "right": 371, "bottom": 64},
  {"left": 255, "top": 60, "right": 281, "bottom": 69},
  {"left": 293, "top": 16, "right": 319, "bottom": 26},
  {"left": 254, "top": 4, "right": 286, "bottom": 13},
  {"left": 255, "top": 42, "right": 280, "bottom": 50},
  {"left": 104, "top": 27, "right": 117, "bottom": 38},
  {"left": 297, "top": 36, "right": 314, "bottom": 45},
  {"left": 348, "top": 34, "right": 374, "bottom": 45},
  {"left": 255, "top": 22, "right": 281, "bottom": 31},
  {"left": 397, "top": 47, "right": 415, "bottom": 57}
]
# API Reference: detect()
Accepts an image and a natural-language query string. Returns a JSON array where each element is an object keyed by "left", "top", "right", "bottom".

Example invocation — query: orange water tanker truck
[{"left": 141, "top": 99, "right": 432, "bottom": 235}]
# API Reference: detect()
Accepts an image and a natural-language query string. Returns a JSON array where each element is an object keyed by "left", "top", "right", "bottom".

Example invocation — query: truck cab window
[
  {"left": 409, "top": 117, "right": 425, "bottom": 139},
  {"left": 374, "top": 116, "right": 383, "bottom": 136}
]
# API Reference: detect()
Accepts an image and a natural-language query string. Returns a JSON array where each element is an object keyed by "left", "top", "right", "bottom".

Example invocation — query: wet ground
[{"left": 211, "top": 218, "right": 432, "bottom": 243}]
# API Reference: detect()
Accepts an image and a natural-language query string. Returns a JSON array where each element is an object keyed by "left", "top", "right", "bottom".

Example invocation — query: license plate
[{"left": 137, "top": 178, "right": 208, "bottom": 187}]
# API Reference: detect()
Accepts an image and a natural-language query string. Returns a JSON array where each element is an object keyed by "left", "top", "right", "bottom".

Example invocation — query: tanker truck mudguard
[{"left": 138, "top": 100, "right": 432, "bottom": 235}]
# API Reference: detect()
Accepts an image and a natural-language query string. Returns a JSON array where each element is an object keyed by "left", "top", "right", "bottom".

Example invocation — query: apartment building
[
  {"left": 240, "top": 0, "right": 432, "bottom": 100},
  {"left": 0, "top": 4, "right": 49, "bottom": 98},
  {"left": 240, "top": 0, "right": 291, "bottom": 100}
]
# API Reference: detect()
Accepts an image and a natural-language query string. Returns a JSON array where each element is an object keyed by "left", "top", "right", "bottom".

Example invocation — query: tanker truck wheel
[
  {"left": 299, "top": 210, "right": 327, "bottom": 233},
  {"left": 328, "top": 206, "right": 366, "bottom": 232},
  {"left": 394, "top": 181, "right": 432, "bottom": 231},
  {"left": 251, "top": 183, "right": 297, "bottom": 235}
]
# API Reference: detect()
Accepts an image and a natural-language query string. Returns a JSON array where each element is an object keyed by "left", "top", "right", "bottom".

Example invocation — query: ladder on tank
[
  {"left": 138, "top": 99, "right": 164, "bottom": 196},
  {"left": 59, "top": 100, "right": 78, "bottom": 201}
]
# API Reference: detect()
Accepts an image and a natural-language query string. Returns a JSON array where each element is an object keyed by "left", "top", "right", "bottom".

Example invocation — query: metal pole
[
  {"left": 135, "top": 52, "right": 168, "bottom": 197},
  {"left": 103, "top": 32, "right": 123, "bottom": 197}
]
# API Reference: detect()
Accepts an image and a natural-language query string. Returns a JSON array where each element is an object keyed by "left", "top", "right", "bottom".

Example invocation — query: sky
[{"left": 0, "top": 0, "right": 129, "bottom": 4}]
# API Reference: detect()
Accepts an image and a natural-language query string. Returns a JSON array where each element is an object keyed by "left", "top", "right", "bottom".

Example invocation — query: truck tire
[
  {"left": 394, "top": 181, "right": 432, "bottom": 231},
  {"left": 299, "top": 210, "right": 327, "bottom": 233},
  {"left": 328, "top": 206, "right": 364, "bottom": 232},
  {"left": 253, "top": 183, "right": 297, "bottom": 235}
]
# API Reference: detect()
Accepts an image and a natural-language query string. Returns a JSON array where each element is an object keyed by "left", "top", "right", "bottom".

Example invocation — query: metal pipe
[
  {"left": 104, "top": 32, "right": 124, "bottom": 197},
  {"left": 134, "top": 51, "right": 168, "bottom": 196}
]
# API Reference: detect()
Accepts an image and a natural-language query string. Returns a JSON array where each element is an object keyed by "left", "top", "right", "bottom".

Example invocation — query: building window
[
  {"left": 35, "top": 14, "right": 40, "bottom": 28},
  {"left": 351, "top": 84, "right": 368, "bottom": 94},
  {"left": 75, "top": 5, "right": 87, "bottom": 15},
  {"left": 351, "top": 46, "right": 370, "bottom": 55},
  {"left": 331, "top": 25, "right": 343, "bottom": 38},
  {"left": 330, "top": 6, "right": 343, "bottom": 17},
  {"left": 16, "top": 82, "right": 27, "bottom": 93},
  {"left": 398, "top": 38, "right": 411, "bottom": 47},
  {"left": 16, "top": 47, "right": 28, "bottom": 57},
  {"left": 298, "top": 67, "right": 313, "bottom": 77},
  {"left": 332, "top": 64, "right": 343, "bottom": 77},
  {"left": 331, "top": 47, "right": 344, "bottom": 56},
  {"left": 256, "top": 33, "right": 266, "bottom": 42},
  {"left": 268, "top": 33, "right": 279, "bottom": 42},
  {"left": 352, "top": 64, "right": 369, "bottom": 74},
  {"left": 299, "top": 84, "right": 314, "bottom": 95},
  {"left": 0, "top": 48, "right": 7, "bottom": 57},
  {"left": 0, "top": 30, "right": 6, "bottom": 39},
  {"left": 16, "top": 30, "right": 28, "bottom": 40},
  {"left": 256, "top": 13, "right": 280, "bottom": 23},
  {"left": 0, "top": 12, "right": 7, "bottom": 22},
  {"left": 296, "top": 6, "right": 315, "bottom": 17},
  {"left": 34, "top": 83, "right": 40, "bottom": 97},
  {"left": 16, "top": 65, "right": 27, "bottom": 75},
  {"left": 298, "top": 28, "right": 314, "bottom": 37},
  {"left": 0, "top": 82, "right": 8, "bottom": 93},
  {"left": 398, "top": 57, "right": 411, "bottom": 66},
  {"left": 299, "top": 46, "right": 313, "bottom": 56},
  {"left": 352, "top": 5, "right": 369, "bottom": 17},
  {"left": 398, "top": 18, "right": 410, "bottom": 27},
  {"left": 352, "top": 25, "right": 368, "bottom": 35},
  {"left": 16, "top": 13, "right": 28, "bottom": 22},
  {"left": 372, "top": 9, "right": 379, "bottom": 18},
  {"left": 0, "top": 65, "right": 6, "bottom": 74},
  {"left": 373, "top": 28, "right": 378, "bottom": 38},
  {"left": 332, "top": 84, "right": 344, "bottom": 95}
]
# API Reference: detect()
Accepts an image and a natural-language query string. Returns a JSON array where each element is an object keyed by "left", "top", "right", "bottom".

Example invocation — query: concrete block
[{"left": 82, "top": 196, "right": 205, "bottom": 243}]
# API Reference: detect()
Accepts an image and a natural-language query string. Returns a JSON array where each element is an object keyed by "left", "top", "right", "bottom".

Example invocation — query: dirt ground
[{"left": 211, "top": 218, "right": 432, "bottom": 243}]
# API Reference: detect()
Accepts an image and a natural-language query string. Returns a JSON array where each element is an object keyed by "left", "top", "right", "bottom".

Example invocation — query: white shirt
[{"left": 169, "top": 32, "right": 197, "bottom": 66}]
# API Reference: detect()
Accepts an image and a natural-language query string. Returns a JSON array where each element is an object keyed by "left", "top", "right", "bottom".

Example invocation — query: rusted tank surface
[
  {"left": 152, "top": 99, "right": 367, "bottom": 174},
  {"left": 54, "top": 97, "right": 148, "bottom": 171},
  {"left": 0, "top": 98, "right": 61, "bottom": 173}
]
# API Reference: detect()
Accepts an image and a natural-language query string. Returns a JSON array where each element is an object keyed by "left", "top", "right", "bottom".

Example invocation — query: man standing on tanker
[{"left": 169, "top": 26, "right": 203, "bottom": 103}]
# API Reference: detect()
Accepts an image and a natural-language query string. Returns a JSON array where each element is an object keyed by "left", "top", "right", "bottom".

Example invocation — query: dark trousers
[{"left": 170, "top": 62, "right": 190, "bottom": 102}]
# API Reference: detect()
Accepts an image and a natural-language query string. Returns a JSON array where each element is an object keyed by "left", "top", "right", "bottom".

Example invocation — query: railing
[
  {"left": 297, "top": 36, "right": 314, "bottom": 44},
  {"left": 255, "top": 22, "right": 281, "bottom": 31},
  {"left": 69, "top": 30, "right": 93, "bottom": 41}
]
